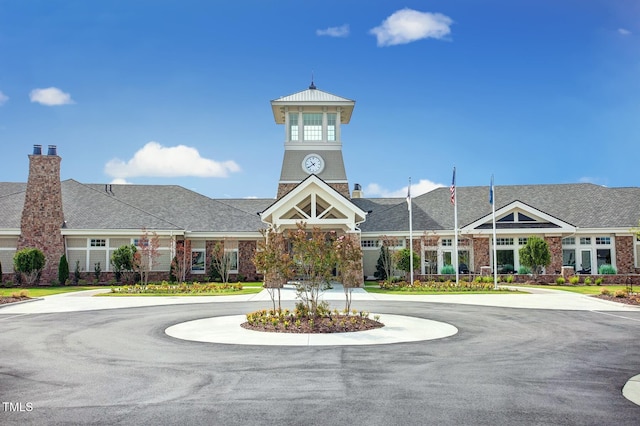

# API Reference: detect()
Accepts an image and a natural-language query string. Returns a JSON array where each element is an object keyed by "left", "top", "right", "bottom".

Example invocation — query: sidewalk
[{"left": 1, "top": 284, "right": 638, "bottom": 314}]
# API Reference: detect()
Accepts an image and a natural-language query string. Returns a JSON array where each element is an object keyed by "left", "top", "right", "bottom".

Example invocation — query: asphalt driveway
[{"left": 1, "top": 299, "right": 639, "bottom": 425}]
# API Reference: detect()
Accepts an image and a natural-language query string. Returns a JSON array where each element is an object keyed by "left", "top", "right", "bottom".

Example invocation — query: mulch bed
[
  {"left": 0, "top": 296, "right": 30, "bottom": 305},
  {"left": 594, "top": 294, "right": 640, "bottom": 305},
  {"left": 241, "top": 315, "right": 384, "bottom": 334}
]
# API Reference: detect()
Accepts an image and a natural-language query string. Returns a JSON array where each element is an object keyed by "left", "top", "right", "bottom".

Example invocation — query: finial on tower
[{"left": 309, "top": 71, "right": 316, "bottom": 89}]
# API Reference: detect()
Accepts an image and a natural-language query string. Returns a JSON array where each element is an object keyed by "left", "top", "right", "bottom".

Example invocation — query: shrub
[
  {"left": 13, "top": 248, "right": 45, "bottom": 285},
  {"left": 505, "top": 275, "right": 514, "bottom": 284},
  {"left": 556, "top": 277, "right": 566, "bottom": 285},
  {"left": 598, "top": 264, "right": 617, "bottom": 275},
  {"left": 584, "top": 277, "right": 592, "bottom": 285},
  {"left": 58, "top": 254, "right": 69, "bottom": 286},
  {"left": 517, "top": 265, "right": 532, "bottom": 275},
  {"left": 569, "top": 276, "right": 580, "bottom": 285},
  {"left": 600, "top": 287, "right": 611, "bottom": 295},
  {"left": 614, "top": 289, "right": 628, "bottom": 298},
  {"left": 94, "top": 262, "right": 102, "bottom": 282},
  {"left": 501, "top": 264, "right": 514, "bottom": 274},
  {"left": 595, "top": 278, "right": 603, "bottom": 285},
  {"left": 441, "top": 264, "right": 455, "bottom": 275},
  {"left": 74, "top": 260, "right": 81, "bottom": 285}
]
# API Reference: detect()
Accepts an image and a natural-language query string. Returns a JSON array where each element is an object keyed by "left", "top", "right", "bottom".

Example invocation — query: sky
[{"left": 0, "top": 0, "right": 638, "bottom": 199}]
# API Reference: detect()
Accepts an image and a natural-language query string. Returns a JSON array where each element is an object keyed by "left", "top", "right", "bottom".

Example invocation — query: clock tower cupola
[{"left": 271, "top": 82, "right": 355, "bottom": 199}]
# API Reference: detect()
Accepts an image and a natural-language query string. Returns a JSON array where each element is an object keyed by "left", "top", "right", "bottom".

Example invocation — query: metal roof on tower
[{"left": 271, "top": 85, "right": 355, "bottom": 124}]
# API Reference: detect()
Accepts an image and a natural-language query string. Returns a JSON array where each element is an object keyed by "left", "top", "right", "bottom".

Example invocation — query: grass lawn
[
  {"left": 363, "top": 282, "right": 526, "bottom": 295},
  {"left": 100, "top": 287, "right": 263, "bottom": 296},
  {"left": 0, "top": 286, "right": 100, "bottom": 298},
  {"left": 515, "top": 284, "right": 630, "bottom": 295},
  {"left": 100, "top": 282, "right": 265, "bottom": 297}
]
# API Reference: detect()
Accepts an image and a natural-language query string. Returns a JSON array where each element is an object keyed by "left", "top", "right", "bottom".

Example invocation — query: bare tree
[
  {"left": 171, "top": 239, "right": 191, "bottom": 283},
  {"left": 134, "top": 228, "right": 161, "bottom": 286},
  {"left": 210, "top": 241, "right": 233, "bottom": 283}
]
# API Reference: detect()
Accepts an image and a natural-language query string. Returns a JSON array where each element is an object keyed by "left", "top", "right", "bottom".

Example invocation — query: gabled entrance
[{"left": 260, "top": 175, "right": 367, "bottom": 232}]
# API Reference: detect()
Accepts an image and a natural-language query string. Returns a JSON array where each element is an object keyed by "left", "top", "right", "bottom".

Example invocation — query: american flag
[{"left": 450, "top": 167, "right": 456, "bottom": 205}]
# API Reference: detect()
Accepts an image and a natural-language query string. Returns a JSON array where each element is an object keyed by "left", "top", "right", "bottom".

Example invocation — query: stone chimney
[
  {"left": 352, "top": 183, "right": 364, "bottom": 199},
  {"left": 17, "top": 145, "right": 65, "bottom": 284}
]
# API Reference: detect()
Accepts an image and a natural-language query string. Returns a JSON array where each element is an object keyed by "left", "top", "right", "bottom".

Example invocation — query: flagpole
[
  {"left": 491, "top": 175, "right": 498, "bottom": 289},
  {"left": 408, "top": 177, "right": 414, "bottom": 285},
  {"left": 452, "top": 167, "right": 459, "bottom": 285}
]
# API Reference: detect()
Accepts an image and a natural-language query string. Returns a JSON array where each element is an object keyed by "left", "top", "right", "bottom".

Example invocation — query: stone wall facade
[
  {"left": 238, "top": 240, "right": 258, "bottom": 281},
  {"left": 473, "top": 237, "right": 490, "bottom": 273},
  {"left": 545, "top": 236, "right": 562, "bottom": 274},
  {"left": 16, "top": 149, "right": 65, "bottom": 284},
  {"left": 615, "top": 235, "right": 636, "bottom": 274},
  {"left": 277, "top": 182, "right": 351, "bottom": 199}
]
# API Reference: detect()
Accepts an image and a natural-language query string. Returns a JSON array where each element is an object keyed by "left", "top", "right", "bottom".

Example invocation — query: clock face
[{"left": 303, "top": 154, "right": 324, "bottom": 174}]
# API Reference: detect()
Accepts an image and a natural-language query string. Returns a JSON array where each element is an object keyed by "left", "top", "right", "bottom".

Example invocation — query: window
[
  {"left": 496, "top": 238, "right": 514, "bottom": 246},
  {"left": 191, "top": 249, "right": 205, "bottom": 273},
  {"left": 361, "top": 240, "right": 379, "bottom": 248},
  {"left": 562, "top": 237, "right": 575, "bottom": 245},
  {"left": 563, "top": 249, "right": 576, "bottom": 269},
  {"left": 90, "top": 239, "right": 106, "bottom": 247},
  {"left": 518, "top": 213, "right": 535, "bottom": 221},
  {"left": 595, "top": 237, "right": 611, "bottom": 245},
  {"left": 303, "top": 113, "right": 323, "bottom": 140},
  {"left": 289, "top": 113, "right": 299, "bottom": 141},
  {"left": 424, "top": 250, "right": 437, "bottom": 274},
  {"left": 226, "top": 250, "right": 239, "bottom": 272},
  {"left": 497, "top": 213, "right": 514, "bottom": 222},
  {"left": 496, "top": 250, "right": 515, "bottom": 273},
  {"left": 327, "top": 113, "right": 336, "bottom": 141},
  {"left": 518, "top": 237, "right": 528, "bottom": 246},
  {"left": 441, "top": 239, "right": 452, "bottom": 246},
  {"left": 580, "top": 237, "right": 591, "bottom": 245}
]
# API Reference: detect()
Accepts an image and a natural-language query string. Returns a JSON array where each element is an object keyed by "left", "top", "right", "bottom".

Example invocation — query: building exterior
[{"left": 1, "top": 84, "right": 639, "bottom": 284}]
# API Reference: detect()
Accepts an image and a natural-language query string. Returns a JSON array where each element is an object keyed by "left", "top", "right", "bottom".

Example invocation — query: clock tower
[{"left": 271, "top": 82, "right": 355, "bottom": 199}]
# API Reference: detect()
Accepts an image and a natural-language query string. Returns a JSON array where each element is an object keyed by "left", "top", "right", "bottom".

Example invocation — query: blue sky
[{"left": 0, "top": 0, "right": 638, "bottom": 199}]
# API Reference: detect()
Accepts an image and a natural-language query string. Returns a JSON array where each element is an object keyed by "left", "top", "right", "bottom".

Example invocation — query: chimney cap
[
  {"left": 47, "top": 145, "right": 58, "bottom": 156},
  {"left": 33, "top": 145, "right": 42, "bottom": 155}
]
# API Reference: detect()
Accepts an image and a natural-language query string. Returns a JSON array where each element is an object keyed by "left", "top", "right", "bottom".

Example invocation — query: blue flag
[{"left": 489, "top": 175, "right": 494, "bottom": 205}]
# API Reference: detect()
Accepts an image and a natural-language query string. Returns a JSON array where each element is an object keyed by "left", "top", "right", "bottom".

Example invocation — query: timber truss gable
[{"left": 260, "top": 175, "right": 367, "bottom": 232}]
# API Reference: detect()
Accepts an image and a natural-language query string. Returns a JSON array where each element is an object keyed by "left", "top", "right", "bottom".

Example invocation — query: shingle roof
[
  {"left": 355, "top": 183, "right": 640, "bottom": 232},
  {"left": 2, "top": 181, "right": 638, "bottom": 235},
  {"left": 0, "top": 183, "right": 26, "bottom": 229}
]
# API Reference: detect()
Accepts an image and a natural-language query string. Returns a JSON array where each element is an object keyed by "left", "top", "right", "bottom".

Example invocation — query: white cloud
[
  {"left": 0, "top": 91, "right": 8, "bottom": 106},
  {"left": 364, "top": 179, "right": 443, "bottom": 198},
  {"left": 29, "top": 87, "right": 74, "bottom": 106},
  {"left": 618, "top": 28, "right": 632, "bottom": 36},
  {"left": 104, "top": 142, "right": 241, "bottom": 179},
  {"left": 110, "top": 178, "right": 132, "bottom": 185},
  {"left": 370, "top": 8, "right": 453, "bottom": 47},
  {"left": 316, "top": 24, "right": 350, "bottom": 37}
]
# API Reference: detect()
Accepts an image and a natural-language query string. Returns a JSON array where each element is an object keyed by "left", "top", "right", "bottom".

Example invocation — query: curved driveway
[{"left": 1, "top": 287, "right": 639, "bottom": 425}]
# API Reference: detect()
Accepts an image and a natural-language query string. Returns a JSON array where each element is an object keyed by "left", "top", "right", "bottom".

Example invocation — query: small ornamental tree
[
  {"left": 334, "top": 233, "right": 363, "bottom": 311},
  {"left": 393, "top": 248, "right": 421, "bottom": 283},
  {"left": 13, "top": 248, "right": 46, "bottom": 285},
  {"left": 58, "top": 254, "right": 69, "bottom": 285},
  {"left": 170, "top": 240, "right": 191, "bottom": 283},
  {"left": 518, "top": 236, "right": 551, "bottom": 280},
  {"left": 210, "top": 241, "right": 234, "bottom": 284},
  {"left": 253, "top": 228, "right": 294, "bottom": 311},
  {"left": 290, "top": 223, "right": 337, "bottom": 316},
  {"left": 111, "top": 244, "right": 137, "bottom": 283},
  {"left": 134, "top": 229, "right": 161, "bottom": 286},
  {"left": 379, "top": 235, "right": 401, "bottom": 284}
]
